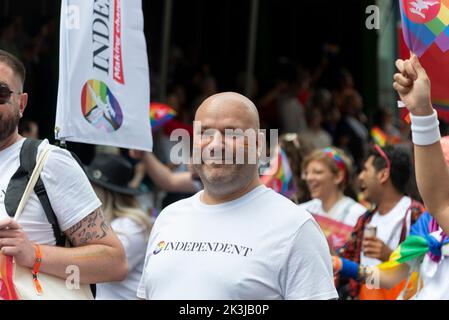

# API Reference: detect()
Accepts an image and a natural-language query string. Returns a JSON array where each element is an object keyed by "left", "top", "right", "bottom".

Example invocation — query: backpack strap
[
  {"left": 399, "top": 199, "right": 425, "bottom": 243},
  {"left": 5, "top": 138, "right": 66, "bottom": 247},
  {"left": 4, "top": 139, "right": 38, "bottom": 217}
]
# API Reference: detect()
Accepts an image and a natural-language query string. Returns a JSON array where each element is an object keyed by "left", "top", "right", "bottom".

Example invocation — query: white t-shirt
[
  {"left": 361, "top": 196, "right": 412, "bottom": 267},
  {"left": 299, "top": 196, "right": 366, "bottom": 227},
  {"left": 96, "top": 217, "right": 148, "bottom": 300},
  {"left": 0, "top": 138, "right": 101, "bottom": 245},
  {"left": 412, "top": 228, "right": 449, "bottom": 300},
  {"left": 137, "top": 185, "right": 337, "bottom": 300}
]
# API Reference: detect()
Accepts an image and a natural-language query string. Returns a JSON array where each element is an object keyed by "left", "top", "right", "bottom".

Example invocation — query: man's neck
[
  {"left": 377, "top": 189, "right": 403, "bottom": 215},
  {"left": 321, "top": 190, "right": 343, "bottom": 213},
  {"left": 201, "top": 176, "right": 262, "bottom": 205},
  {"left": 0, "top": 132, "right": 22, "bottom": 152}
]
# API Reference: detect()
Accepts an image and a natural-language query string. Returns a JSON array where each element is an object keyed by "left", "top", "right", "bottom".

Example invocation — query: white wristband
[{"left": 410, "top": 110, "right": 441, "bottom": 146}]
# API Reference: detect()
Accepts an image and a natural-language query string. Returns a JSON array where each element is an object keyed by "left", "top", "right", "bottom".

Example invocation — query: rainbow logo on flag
[
  {"left": 260, "top": 147, "right": 296, "bottom": 198},
  {"left": 400, "top": 0, "right": 449, "bottom": 57},
  {"left": 80, "top": 79, "right": 123, "bottom": 132},
  {"left": 149, "top": 102, "right": 177, "bottom": 131}
]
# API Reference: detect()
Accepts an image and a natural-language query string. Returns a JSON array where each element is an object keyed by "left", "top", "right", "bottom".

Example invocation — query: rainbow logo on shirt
[
  {"left": 153, "top": 241, "right": 166, "bottom": 255},
  {"left": 81, "top": 79, "right": 123, "bottom": 132}
]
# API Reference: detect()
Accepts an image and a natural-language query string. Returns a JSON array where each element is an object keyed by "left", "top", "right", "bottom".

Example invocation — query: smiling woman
[{"left": 299, "top": 147, "right": 366, "bottom": 227}]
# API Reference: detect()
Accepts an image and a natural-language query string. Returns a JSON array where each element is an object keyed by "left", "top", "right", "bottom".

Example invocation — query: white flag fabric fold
[{"left": 56, "top": 0, "right": 152, "bottom": 151}]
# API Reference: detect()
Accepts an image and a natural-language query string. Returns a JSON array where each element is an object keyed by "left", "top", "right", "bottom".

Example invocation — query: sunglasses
[
  {"left": 373, "top": 144, "right": 391, "bottom": 172},
  {"left": 0, "top": 84, "right": 21, "bottom": 105}
]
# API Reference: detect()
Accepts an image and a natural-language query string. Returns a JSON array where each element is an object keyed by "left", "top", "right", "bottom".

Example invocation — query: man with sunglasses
[
  {"left": 333, "top": 144, "right": 424, "bottom": 300},
  {"left": 0, "top": 49, "right": 128, "bottom": 298}
]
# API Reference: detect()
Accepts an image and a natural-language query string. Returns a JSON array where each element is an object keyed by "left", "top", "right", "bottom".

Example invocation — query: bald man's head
[
  {"left": 195, "top": 92, "right": 260, "bottom": 130},
  {"left": 192, "top": 92, "right": 262, "bottom": 198}
]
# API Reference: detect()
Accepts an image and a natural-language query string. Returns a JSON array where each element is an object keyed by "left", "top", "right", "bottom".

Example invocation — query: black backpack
[
  {"left": 4, "top": 139, "right": 77, "bottom": 246},
  {"left": 4, "top": 138, "right": 98, "bottom": 296}
]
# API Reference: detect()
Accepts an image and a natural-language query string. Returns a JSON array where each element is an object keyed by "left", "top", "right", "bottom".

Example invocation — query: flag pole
[
  {"left": 159, "top": 0, "right": 173, "bottom": 103},
  {"left": 245, "top": 0, "right": 259, "bottom": 98}
]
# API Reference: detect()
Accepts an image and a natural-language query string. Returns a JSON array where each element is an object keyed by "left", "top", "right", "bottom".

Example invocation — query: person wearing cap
[
  {"left": 334, "top": 144, "right": 424, "bottom": 300},
  {"left": 85, "top": 153, "right": 152, "bottom": 300},
  {"left": 299, "top": 147, "right": 366, "bottom": 227},
  {"left": 137, "top": 92, "right": 337, "bottom": 300}
]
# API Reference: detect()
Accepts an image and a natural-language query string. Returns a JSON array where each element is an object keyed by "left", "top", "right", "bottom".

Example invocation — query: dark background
[{"left": 1, "top": 0, "right": 380, "bottom": 144}]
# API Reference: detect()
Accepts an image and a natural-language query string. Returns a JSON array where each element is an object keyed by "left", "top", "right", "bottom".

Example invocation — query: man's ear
[
  {"left": 19, "top": 92, "right": 28, "bottom": 115},
  {"left": 378, "top": 168, "right": 390, "bottom": 185}
]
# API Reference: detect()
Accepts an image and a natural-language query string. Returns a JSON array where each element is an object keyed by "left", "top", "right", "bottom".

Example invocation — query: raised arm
[
  {"left": 393, "top": 54, "right": 449, "bottom": 234},
  {"left": 129, "top": 150, "right": 198, "bottom": 193}
]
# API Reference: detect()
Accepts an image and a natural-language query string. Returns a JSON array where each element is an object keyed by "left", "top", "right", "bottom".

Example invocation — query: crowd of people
[{"left": 1, "top": 14, "right": 449, "bottom": 300}]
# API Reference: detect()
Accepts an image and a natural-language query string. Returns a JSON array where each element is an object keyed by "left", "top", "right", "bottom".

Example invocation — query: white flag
[{"left": 56, "top": 0, "right": 152, "bottom": 151}]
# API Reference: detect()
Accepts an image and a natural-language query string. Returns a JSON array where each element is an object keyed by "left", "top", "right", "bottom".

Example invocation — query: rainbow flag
[
  {"left": 260, "top": 147, "right": 296, "bottom": 198},
  {"left": 371, "top": 127, "right": 388, "bottom": 147},
  {"left": 0, "top": 255, "right": 19, "bottom": 300},
  {"left": 400, "top": 0, "right": 449, "bottom": 57},
  {"left": 149, "top": 102, "right": 176, "bottom": 131},
  {"left": 313, "top": 214, "right": 353, "bottom": 252},
  {"left": 399, "top": 0, "right": 449, "bottom": 122},
  {"left": 378, "top": 212, "right": 449, "bottom": 298},
  {"left": 371, "top": 126, "right": 401, "bottom": 146}
]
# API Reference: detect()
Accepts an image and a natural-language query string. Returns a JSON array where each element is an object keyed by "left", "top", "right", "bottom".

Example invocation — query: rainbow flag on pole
[
  {"left": 400, "top": 0, "right": 449, "bottom": 57},
  {"left": 399, "top": 0, "right": 449, "bottom": 122}
]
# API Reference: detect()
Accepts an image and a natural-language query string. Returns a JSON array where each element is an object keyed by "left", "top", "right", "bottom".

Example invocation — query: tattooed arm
[
  {"left": 0, "top": 208, "right": 127, "bottom": 284},
  {"left": 66, "top": 208, "right": 110, "bottom": 246}
]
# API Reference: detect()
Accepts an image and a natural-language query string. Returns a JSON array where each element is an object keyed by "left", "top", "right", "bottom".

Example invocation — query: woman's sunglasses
[{"left": 0, "top": 84, "right": 21, "bottom": 104}]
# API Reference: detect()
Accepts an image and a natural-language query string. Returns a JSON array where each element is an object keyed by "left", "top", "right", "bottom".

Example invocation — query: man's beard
[
  {"left": 193, "top": 162, "right": 256, "bottom": 197},
  {"left": 0, "top": 107, "right": 21, "bottom": 142}
]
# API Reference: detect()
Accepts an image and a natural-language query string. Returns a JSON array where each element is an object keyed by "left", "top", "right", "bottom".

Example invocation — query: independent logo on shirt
[{"left": 153, "top": 240, "right": 253, "bottom": 257}]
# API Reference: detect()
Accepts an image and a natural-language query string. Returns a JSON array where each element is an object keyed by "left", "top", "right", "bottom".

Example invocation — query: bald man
[{"left": 137, "top": 92, "right": 337, "bottom": 300}]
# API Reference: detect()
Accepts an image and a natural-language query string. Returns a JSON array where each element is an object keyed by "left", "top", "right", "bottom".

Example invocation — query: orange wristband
[{"left": 32, "top": 244, "right": 43, "bottom": 295}]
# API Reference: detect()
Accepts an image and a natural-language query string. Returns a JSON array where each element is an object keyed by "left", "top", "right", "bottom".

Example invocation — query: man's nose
[{"left": 358, "top": 171, "right": 364, "bottom": 182}]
